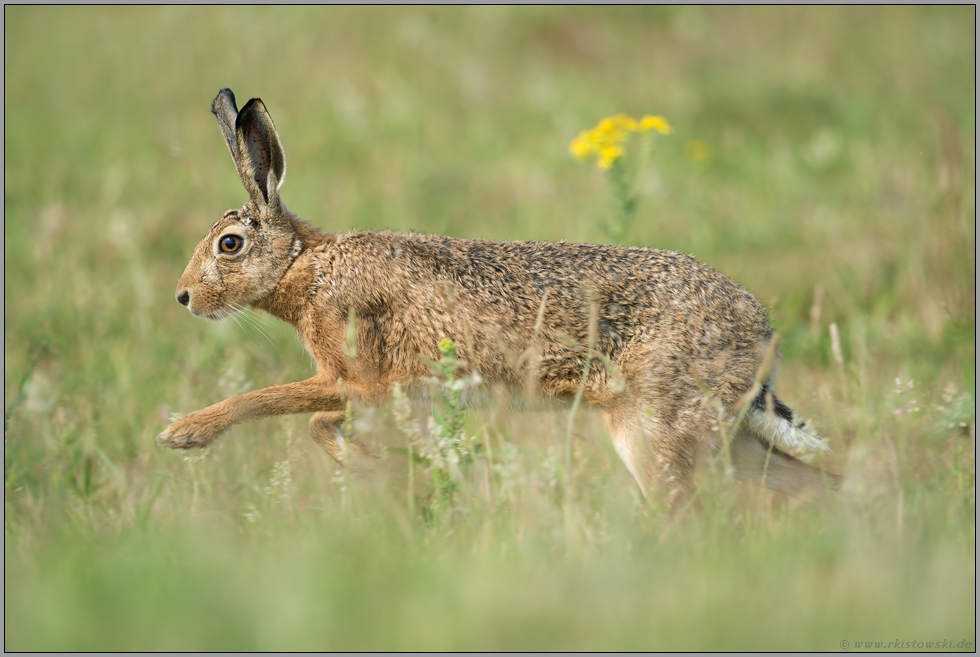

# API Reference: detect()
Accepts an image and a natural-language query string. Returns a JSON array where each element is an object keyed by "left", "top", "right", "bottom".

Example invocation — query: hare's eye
[{"left": 219, "top": 235, "right": 243, "bottom": 254}]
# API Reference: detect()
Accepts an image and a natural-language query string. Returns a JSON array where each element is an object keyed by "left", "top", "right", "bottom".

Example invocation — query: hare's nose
[{"left": 177, "top": 290, "right": 190, "bottom": 306}]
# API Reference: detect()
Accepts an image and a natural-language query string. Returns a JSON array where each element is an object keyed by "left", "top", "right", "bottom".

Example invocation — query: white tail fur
[{"left": 745, "top": 407, "right": 831, "bottom": 454}]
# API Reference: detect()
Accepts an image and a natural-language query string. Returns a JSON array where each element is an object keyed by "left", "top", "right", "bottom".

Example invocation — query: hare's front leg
[
  {"left": 157, "top": 376, "right": 344, "bottom": 449},
  {"left": 309, "top": 411, "right": 375, "bottom": 471}
]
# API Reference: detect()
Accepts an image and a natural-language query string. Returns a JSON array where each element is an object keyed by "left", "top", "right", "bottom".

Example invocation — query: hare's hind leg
[
  {"left": 601, "top": 401, "right": 708, "bottom": 514},
  {"left": 729, "top": 428, "right": 837, "bottom": 501},
  {"left": 310, "top": 411, "right": 375, "bottom": 471}
]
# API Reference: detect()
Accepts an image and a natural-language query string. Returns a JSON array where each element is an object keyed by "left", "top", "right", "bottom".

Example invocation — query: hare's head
[{"left": 176, "top": 89, "right": 302, "bottom": 319}]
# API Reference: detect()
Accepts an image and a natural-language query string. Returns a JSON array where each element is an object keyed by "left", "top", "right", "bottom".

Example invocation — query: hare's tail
[{"left": 744, "top": 386, "right": 831, "bottom": 453}]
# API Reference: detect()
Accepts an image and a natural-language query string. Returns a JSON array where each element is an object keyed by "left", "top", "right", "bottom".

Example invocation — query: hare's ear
[
  {"left": 233, "top": 98, "right": 287, "bottom": 214},
  {"left": 211, "top": 88, "right": 240, "bottom": 163}
]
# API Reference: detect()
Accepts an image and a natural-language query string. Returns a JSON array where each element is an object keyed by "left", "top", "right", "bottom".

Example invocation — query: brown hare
[{"left": 158, "top": 88, "right": 836, "bottom": 513}]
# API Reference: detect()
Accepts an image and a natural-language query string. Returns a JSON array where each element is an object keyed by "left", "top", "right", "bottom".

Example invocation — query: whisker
[
  {"left": 228, "top": 311, "right": 263, "bottom": 349},
  {"left": 226, "top": 303, "right": 277, "bottom": 349},
  {"left": 237, "top": 308, "right": 277, "bottom": 347}
]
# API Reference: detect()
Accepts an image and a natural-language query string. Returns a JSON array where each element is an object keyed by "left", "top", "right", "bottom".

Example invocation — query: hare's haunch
[{"left": 158, "top": 89, "right": 836, "bottom": 512}]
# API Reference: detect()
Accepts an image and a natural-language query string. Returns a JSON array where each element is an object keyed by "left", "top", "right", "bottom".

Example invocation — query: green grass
[{"left": 4, "top": 6, "right": 976, "bottom": 651}]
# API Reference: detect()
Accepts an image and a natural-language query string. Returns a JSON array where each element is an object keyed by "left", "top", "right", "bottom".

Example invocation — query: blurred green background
[{"left": 4, "top": 6, "right": 975, "bottom": 651}]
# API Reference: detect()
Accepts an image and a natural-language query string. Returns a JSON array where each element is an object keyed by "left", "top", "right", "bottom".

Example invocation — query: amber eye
[{"left": 219, "top": 235, "right": 243, "bottom": 254}]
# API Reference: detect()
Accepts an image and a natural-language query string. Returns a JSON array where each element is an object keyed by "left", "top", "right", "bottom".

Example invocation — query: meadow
[{"left": 4, "top": 6, "right": 976, "bottom": 650}]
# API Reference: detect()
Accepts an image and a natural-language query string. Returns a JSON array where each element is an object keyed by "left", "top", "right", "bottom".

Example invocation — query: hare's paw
[
  {"left": 309, "top": 412, "right": 376, "bottom": 472},
  {"left": 157, "top": 412, "right": 229, "bottom": 450}
]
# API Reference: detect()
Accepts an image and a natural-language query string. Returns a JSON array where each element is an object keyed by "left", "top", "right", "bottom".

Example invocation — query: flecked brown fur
[{"left": 158, "top": 89, "right": 835, "bottom": 512}]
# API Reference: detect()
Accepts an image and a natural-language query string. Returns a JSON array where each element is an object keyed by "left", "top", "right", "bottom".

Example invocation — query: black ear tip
[
  {"left": 235, "top": 98, "right": 269, "bottom": 130},
  {"left": 238, "top": 97, "right": 263, "bottom": 113},
  {"left": 211, "top": 88, "right": 238, "bottom": 116}
]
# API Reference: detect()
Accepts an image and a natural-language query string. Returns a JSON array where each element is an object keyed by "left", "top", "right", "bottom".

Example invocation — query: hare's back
[
  {"left": 418, "top": 233, "right": 761, "bottom": 309},
  {"left": 370, "top": 233, "right": 772, "bottom": 346}
]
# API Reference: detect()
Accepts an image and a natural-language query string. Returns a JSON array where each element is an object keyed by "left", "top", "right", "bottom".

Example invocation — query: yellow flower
[
  {"left": 596, "top": 117, "right": 618, "bottom": 135},
  {"left": 569, "top": 113, "right": 670, "bottom": 169},
  {"left": 597, "top": 145, "right": 624, "bottom": 169},
  {"left": 569, "top": 133, "right": 595, "bottom": 161},
  {"left": 639, "top": 115, "right": 672, "bottom": 134}
]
